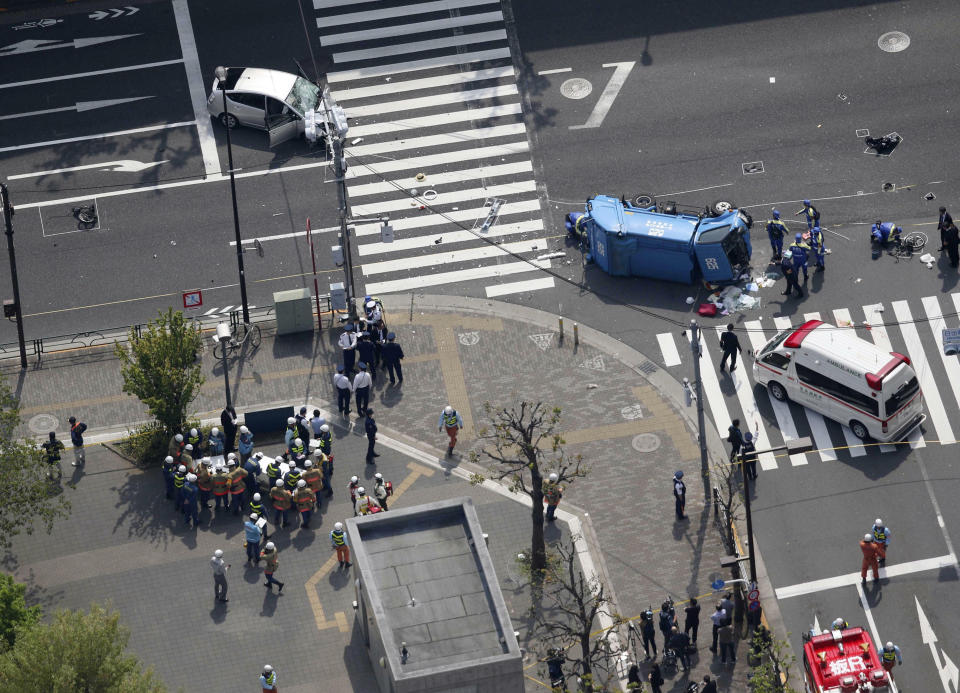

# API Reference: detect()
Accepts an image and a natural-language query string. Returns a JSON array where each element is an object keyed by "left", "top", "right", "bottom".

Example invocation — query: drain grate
[
  {"left": 878, "top": 31, "right": 910, "bottom": 53},
  {"left": 636, "top": 360, "right": 657, "bottom": 375}
]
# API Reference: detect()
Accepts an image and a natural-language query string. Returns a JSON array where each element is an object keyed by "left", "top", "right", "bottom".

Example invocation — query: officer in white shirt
[
  {"left": 333, "top": 365, "right": 352, "bottom": 416},
  {"left": 338, "top": 323, "right": 358, "bottom": 374},
  {"left": 353, "top": 362, "right": 373, "bottom": 417}
]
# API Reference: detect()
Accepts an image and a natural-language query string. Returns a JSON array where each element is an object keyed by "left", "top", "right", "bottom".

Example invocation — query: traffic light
[{"left": 321, "top": 86, "right": 348, "bottom": 138}]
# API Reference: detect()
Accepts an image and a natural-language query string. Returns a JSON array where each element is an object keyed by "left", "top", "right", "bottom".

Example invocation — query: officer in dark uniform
[
  {"left": 718, "top": 324, "right": 742, "bottom": 372},
  {"left": 381, "top": 332, "right": 405, "bottom": 385},
  {"left": 766, "top": 210, "right": 787, "bottom": 259},
  {"left": 809, "top": 226, "right": 826, "bottom": 272},
  {"left": 356, "top": 333, "right": 377, "bottom": 381},
  {"left": 365, "top": 408, "right": 379, "bottom": 463},
  {"left": 789, "top": 233, "right": 810, "bottom": 282},
  {"left": 780, "top": 250, "right": 803, "bottom": 298}
]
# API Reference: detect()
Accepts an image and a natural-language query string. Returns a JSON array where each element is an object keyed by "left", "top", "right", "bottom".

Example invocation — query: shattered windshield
[{"left": 285, "top": 77, "right": 320, "bottom": 115}]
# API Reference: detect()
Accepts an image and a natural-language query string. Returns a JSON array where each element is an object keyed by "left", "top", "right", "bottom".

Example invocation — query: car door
[
  {"left": 266, "top": 97, "right": 301, "bottom": 147},
  {"left": 228, "top": 92, "right": 267, "bottom": 129}
]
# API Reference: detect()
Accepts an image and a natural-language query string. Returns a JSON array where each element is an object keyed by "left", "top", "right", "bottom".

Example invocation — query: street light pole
[
  {"left": 332, "top": 134, "right": 357, "bottom": 322},
  {"left": 688, "top": 320, "right": 709, "bottom": 474},
  {"left": 215, "top": 66, "right": 250, "bottom": 325},
  {"left": 214, "top": 323, "right": 232, "bottom": 410},
  {"left": 0, "top": 184, "right": 27, "bottom": 369}
]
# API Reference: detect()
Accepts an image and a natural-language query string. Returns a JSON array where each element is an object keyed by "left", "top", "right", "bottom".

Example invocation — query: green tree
[
  {"left": 471, "top": 401, "right": 587, "bottom": 584},
  {"left": 115, "top": 308, "right": 204, "bottom": 435},
  {"left": 0, "top": 602, "right": 167, "bottom": 692},
  {"left": 748, "top": 626, "right": 799, "bottom": 693},
  {"left": 0, "top": 573, "right": 40, "bottom": 652},
  {"left": 0, "top": 377, "right": 69, "bottom": 548}
]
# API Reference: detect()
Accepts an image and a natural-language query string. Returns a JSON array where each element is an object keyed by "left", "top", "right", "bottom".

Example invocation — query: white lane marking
[
  {"left": 349, "top": 161, "right": 533, "bottom": 197},
  {"left": 862, "top": 303, "right": 924, "bottom": 449},
  {"left": 321, "top": 11, "right": 503, "bottom": 46},
  {"left": 569, "top": 61, "right": 635, "bottom": 130},
  {"left": 856, "top": 582, "right": 901, "bottom": 693},
  {"left": 8, "top": 159, "right": 168, "bottom": 180},
  {"left": 745, "top": 320, "right": 807, "bottom": 465},
  {"left": 347, "top": 122, "right": 526, "bottom": 158},
  {"left": 537, "top": 68, "right": 571, "bottom": 75},
  {"left": 656, "top": 182, "right": 734, "bottom": 197},
  {"left": 485, "top": 276, "right": 555, "bottom": 297},
  {"left": 0, "top": 121, "right": 196, "bottom": 154},
  {"left": 327, "top": 48, "right": 511, "bottom": 82},
  {"left": 232, "top": 224, "right": 339, "bottom": 246},
  {"left": 351, "top": 180, "right": 537, "bottom": 217},
  {"left": 834, "top": 308, "right": 895, "bottom": 452},
  {"left": 922, "top": 296, "right": 960, "bottom": 415},
  {"left": 723, "top": 322, "right": 777, "bottom": 470},
  {"left": 0, "top": 34, "right": 139, "bottom": 56},
  {"left": 892, "top": 300, "right": 955, "bottom": 445},
  {"left": 361, "top": 238, "right": 547, "bottom": 275},
  {"left": 344, "top": 84, "right": 518, "bottom": 118},
  {"left": 775, "top": 554, "right": 956, "bottom": 599},
  {"left": 346, "top": 141, "right": 529, "bottom": 179},
  {"left": 333, "top": 66, "right": 515, "bottom": 102},
  {"left": 364, "top": 259, "right": 550, "bottom": 295},
  {"left": 357, "top": 219, "right": 542, "bottom": 253},
  {"left": 172, "top": 0, "right": 220, "bottom": 178},
  {"left": 319, "top": 0, "right": 496, "bottom": 26},
  {"left": 0, "top": 59, "right": 184, "bottom": 90},
  {"left": 353, "top": 201, "right": 541, "bottom": 237},
  {"left": 347, "top": 103, "right": 522, "bottom": 137},
  {"left": 742, "top": 191, "right": 880, "bottom": 211},
  {"left": 656, "top": 333, "right": 681, "bottom": 367},
  {"left": 685, "top": 329, "right": 732, "bottom": 452},
  {"left": 333, "top": 29, "right": 507, "bottom": 63},
  {"left": 0, "top": 96, "right": 154, "bottom": 121}
]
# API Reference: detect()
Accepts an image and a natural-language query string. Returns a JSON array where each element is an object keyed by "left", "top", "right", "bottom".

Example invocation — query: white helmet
[
  {"left": 184, "top": 444, "right": 193, "bottom": 451},
  {"left": 357, "top": 487, "right": 366, "bottom": 495},
  {"left": 832, "top": 618, "right": 845, "bottom": 629},
  {"left": 202, "top": 456, "right": 211, "bottom": 464},
  {"left": 885, "top": 641, "right": 893, "bottom": 649},
  {"left": 366, "top": 300, "right": 376, "bottom": 309},
  {"left": 294, "top": 438, "right": 303, "bottom": 446},
  {"left": 275, "top": 456, "right": 284, "bottom": 464},
  {"left": 549, "top": 472, "right": 559, "bottom": 482},
  {"left": 190, "top": 428, "right": 198, "bottom": 437},
  {"left": 275, "top": 479, "right": 285, "bottom": 487},
  {"left": 265, "top": 542, "right": 275, "bottom": 551},
  {"left": 227, "top": 452, "right": 237, "bottom": 460},
  {"left": 287, "top": 417, "right": 296, "bottom": 425},
  {"left": 240, "top": 425, "right": 249, "bottom": 434},
  {"left": 211, "top": 427, "right": 219, "bottom": 436},
  {"left": 304, "top": 460, "right": 313, "bottom": 468},
  {"left": 250, "top": 513, "right": 259, "bottom": 521},
  {"left": 254, "top": 451, "right": 264, "bottom": 459},
  {"left": 186, "top": 473, "right": 197, "bottom": 482},
  {"left": 374, "top": 472, "right": 382, "bottom": 480},
  {"left": 864, "top": 533, "right": 874, "bottom": 542},
  {"left": 174, "top": 434, "right": 183, "bottom": 443},
  {"left": 178, "top": 465, "right": 186, "bottom": 473},
  {"left": 214, "top": 549, "right": 223, "bottom": 558},
  {"left": 350, "top": 475, "right": 358, "bottom": 483},
  {"left": 874, "top": 518, "right": 883, "bottom": 526},
  {"left": 444, "top": 405, "right": 454, "bottom": 415},
  {"left": 297, "top": 479, "right": 306, "bottom": 488},
  {"left": 289, "top": 465, "right": 298, "bottom": 473},
  {"left": 263, "top": 665, "right": 273, "bottom": 673},
  {"left": 227, "top": 459, "right": 236, "bottom": 467},
  {"left": 320, "top": 424, "right": 330, "bottom": 433},
  {"left": 334, "top": 522, "right": 343, "bottom": 530},
  {"left": 164, "top": 455, "right": 173, "bottom": 463},
  {"left": 253, "top": 493, "right": 261, "bottom": 501}
]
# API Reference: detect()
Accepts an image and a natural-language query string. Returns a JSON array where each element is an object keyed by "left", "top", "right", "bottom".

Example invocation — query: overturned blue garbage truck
[{"left": 568, "top": 194, "right": 753, "bottom": 285}]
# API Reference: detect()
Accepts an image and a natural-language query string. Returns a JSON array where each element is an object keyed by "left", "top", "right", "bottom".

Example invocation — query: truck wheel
[
  {"left": 710, "top": 199, "right": 736, "bottom": 216},
  {"left": 768, "top": 382, "right": 788, "bottom": 402},
  {"left": 633, "top": 193, "right": 656, "bottom": 207},
  {"left": 740, "top": 210, "right": 754, "bottom": 228},
  {"left": 849, "top": 420, "right": 870, "bottom": 441}
]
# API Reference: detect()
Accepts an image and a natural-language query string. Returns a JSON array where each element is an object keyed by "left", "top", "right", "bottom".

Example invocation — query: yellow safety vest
[{"left": 444, "top": 412, "right": 459, "bottom": 427}]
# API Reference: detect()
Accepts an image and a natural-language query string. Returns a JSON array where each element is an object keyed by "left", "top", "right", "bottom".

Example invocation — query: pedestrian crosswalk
[
  {"left": 657, "top": 293, "right": 960, "bottom": 470},
  {"left": 316, "top": 0, "right": 554, "bottom": 299}
]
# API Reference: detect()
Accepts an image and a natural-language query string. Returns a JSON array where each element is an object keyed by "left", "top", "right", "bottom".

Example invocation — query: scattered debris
[
  {"left": 415, "top": 172, "right": 425, "bottom": 182},
  {"left": 586, "top": 384, "right": 599, "bottom": 389},
  {"left": 351, "top": 137, "right": 363, "bottom": 145},
  {"left": 536, "top": 251, "right": 566, "bottom": 261},
  {"left": 920, "top": 253, "right": 936, "bottom": 264},
  {"left": 685, "top": 296, "right": 695, "bottom": 305}
]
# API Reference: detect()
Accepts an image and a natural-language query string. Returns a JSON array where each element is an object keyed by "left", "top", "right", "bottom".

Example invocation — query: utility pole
[
  {"left": 0, "top": 184, "right": 27, "bottom": 369},
  {"left": 322, "top": 86, "right": 356, "bottom": 323},
  {"left": 688, "top": 320, "right": 709, "bottom": 472}
]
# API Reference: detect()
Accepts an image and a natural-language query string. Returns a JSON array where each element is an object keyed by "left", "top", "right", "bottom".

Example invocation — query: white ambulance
[{"left": 752, "top": 320, "right": 925, "bottom": 443}]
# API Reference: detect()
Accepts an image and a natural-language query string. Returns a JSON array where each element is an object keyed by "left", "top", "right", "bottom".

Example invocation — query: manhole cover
[
  {"left": 632, "top": 433, "right": 661, "bottom": 453},
  {"left": 878, "top": 31, "right": 910, "bottom": 52},
  {"left": 560, "top": 78, "right": 593, "bottom": 100},
  {"left": 28, "top": 413, "right": 59, "bottom": 434}
]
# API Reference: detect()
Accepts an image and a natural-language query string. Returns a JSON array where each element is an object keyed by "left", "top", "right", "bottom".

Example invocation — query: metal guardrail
[{"left": 0, "top": 294, "right": 335, "bottom": 363}]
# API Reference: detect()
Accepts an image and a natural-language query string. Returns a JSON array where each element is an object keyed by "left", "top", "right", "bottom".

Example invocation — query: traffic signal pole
[{"left": 0, "top": 184, "right": 27, "bottom": 369}]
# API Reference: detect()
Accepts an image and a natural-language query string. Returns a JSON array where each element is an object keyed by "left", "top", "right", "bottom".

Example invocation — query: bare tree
[
  {"left": 470, "top": 401, "right": 587, "bottom": 581},
  {"left": 711, "top": 452, "right": 742, "bottom": 554}
]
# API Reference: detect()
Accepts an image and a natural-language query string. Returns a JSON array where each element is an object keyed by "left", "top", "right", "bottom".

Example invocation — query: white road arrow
[
  {"left": 916, "top": 595, "right": 959, "bottom": 692},
  {"left": 0, "top": 96, "right": 153, "bottom": 121},
  {"left": 0, "top": 34, "right": 141, "bottom": 56},
  {"left": 7, "top": 159, "right": 169, "bottom": 180},
  {"left": 89, "top": 7, "right": 140, "bottom": 21}
]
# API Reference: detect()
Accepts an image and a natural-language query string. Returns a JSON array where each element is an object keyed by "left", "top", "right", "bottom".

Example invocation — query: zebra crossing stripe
[
  {"left": 360, "top": 238, "right": 547, "bottom": 275},
  {"left": 357, "top": 219, "right": 543, "bottom": 254},
  {"left": 892, "top": 300, "right": 956, "bottom": 445},
  {"left": 347, "top": 104, "right": 522, "bottom": 138},
  {"left": 363, "top": 259, "right": 550, "bottom": 295},
  {"left": 350, "top": 180, "right": 537, "bottom": 216},
  {"left": 347, "top": 123, "right": 526, "bottom": 158},
  {"left": 332, "top": 29, "right": 508, "bottom": 64},
  {"left": 348, "top": 160, "right": 533, "bottom": 198},
  {"left": 344, "top": 142, "right": 530, "bottom": 180},
  {"left": 344, "top": 84, "right": 519, "bottom": 118},
  {"left": 326, "top": 48, "right": 512, "bottom": 82},
  {"left": 685, "top": 330, "right": 733, "bottom": 455},
  {"left": 333, "top": 66, "right": 515, "bottom": 102},
  {"left": 319, "top": 0, "right": 499, "bottom": 27},
  {"left": 921, "top": 296, "right": 960, "bottom": 414},
  {"left": 321, "top": 11, "right": 504, "bottom": 46},
  {"left": 484, "top": 276, "right": 554, "bottom": 298},
  {"left": 656, "top": 332, "right": 681, "bottom": 367},
  {"left": 353, "top": 201, "right": 541, "bottom": 238}
]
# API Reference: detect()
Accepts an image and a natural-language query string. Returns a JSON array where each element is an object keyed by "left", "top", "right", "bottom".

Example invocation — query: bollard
[
  {"left": 573, "top": 323, "right": 579, "bottom": 346},
  {"left": 558, "top": 318, "right": 564, "bottom": 343}
]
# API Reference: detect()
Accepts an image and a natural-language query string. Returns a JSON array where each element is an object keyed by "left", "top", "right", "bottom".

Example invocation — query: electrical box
[
  {"left": 331, "top": 245, "right": 344, "bottom": 266},
  {"left": 273, "top": 288, "right": 314, "bottom": 335},
  {"left": 380, "top": 223, "right": 394, "bottom": 244},
  {"left": 3, "top": 300, "right": 15, "bottom": 318},
  {"left": 330, "top": 282, "right": 346, "bottom": 311}
]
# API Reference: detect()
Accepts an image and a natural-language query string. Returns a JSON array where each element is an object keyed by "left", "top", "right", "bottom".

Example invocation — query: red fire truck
[{"left": 803, "top": 626, "right": 891, "bottom": 692}]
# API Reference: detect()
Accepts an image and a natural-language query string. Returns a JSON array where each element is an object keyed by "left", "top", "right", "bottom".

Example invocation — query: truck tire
[
  {"left": 768, "top": 381, "right": 788, "bottom": 402},
  {"left": 710, "top": 199, "right": 736, "bottom": 216},
  {"left": 633, "top": 193, "right": 656, "bottom": 208},
  {"left": 849, "top": 420, "right": 870, "bottom": 441},
  {"left": 740, "top": 210, "right": 754, "bottom": 228}
]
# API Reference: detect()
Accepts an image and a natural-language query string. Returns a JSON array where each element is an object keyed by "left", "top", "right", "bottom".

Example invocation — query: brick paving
[{"left": 1, "top": 294, "right": 778, "bottom": 691}]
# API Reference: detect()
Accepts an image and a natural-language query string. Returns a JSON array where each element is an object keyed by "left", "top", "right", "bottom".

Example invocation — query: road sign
[
  {"left": 747, "top": 589, "right": 760, "bottom": 601},
  {"left": 711, "top": 579, "right": 726, "bottom": 591},
  {"left": 182, "top": 290, "right": 202, "bottom": 309},
  {"left": 748, "top": 600, "right": 761, "bottom": 611},
  {"left": 943, "top": 328, "right": 960, "bottom": 355}
]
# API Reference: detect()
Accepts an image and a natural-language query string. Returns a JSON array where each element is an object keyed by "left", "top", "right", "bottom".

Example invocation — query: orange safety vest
[
  {"left": 211, "top": 472, "right": 229, "bottom": 496},
  {"left": 294, "top": 488, "right": 315, "bottom": 511},
  {"left": 270, "top": 487, "right": 292, "bottom": 511},
  {"left": 228, "top": 468, "right": 246, "bottom": 495},
  {"left": 302, "top": 469, "right": 323, "bottom": 492},
  {"left": 196, "top": 467, "right": 212, "bottom": 492}
]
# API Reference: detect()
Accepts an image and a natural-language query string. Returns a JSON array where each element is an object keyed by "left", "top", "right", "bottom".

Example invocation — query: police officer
[
  {"left": 872, "top": 518, "right": 891, "bottom": 566},
  {"left": 353, "top": 362, "right": 372, "bottom": 417},
  {"left": 718, "top": 324, "right": 742, "bottom": 372},
  {"left": 673, "top": 470, "right": 686, "bottom": 520},
  {"left": 339, "top": 323, "right": 358, "bottom": 374},
  {"left": 162, "top": 455, "right": 177, "bottom": 500},
  {"left": 795, "top": 199, "right": 820, "bottom": 229},
  {"left": 766, "top": 210, "right": 787, "bottom": 259},
  {"left": 809, "top": 225, "right": 826, "bottom": 272},
  {"left": 780, "top": 250, "right": 803, "bottom": 298},
  {"left": 871, "top": 220, "right": 902, "bottom": 247},
  {"left": 937, "top": 206, "right": 953, "bottom": 248},
  {"left": 365, "top": 408, "right": 379, "bottom": 463},
  {"left": 248, "top": 492, "right": 267, "bottom": 531},
  {"left": 741, "top": 432, "right": 758, "bottom": 480},
  {"left": 727, "top": 419, "right": 744, "bottom": 461},
  {"left": 266, "top": 455, "right": 283, "bottom": 488},
  {"left": 243, "top": 451, "right": 262, "bottom": 501},
  {"left": 789, "top": 232, "right": 810, "bottom": 282},
  {"left": 371, "top": 320, "right": 388, "bottom": 366},
  {"left": 381, "top": 332, "right": 405, "bottom": 385},
  {"left": 334, "top": 365, "right": 352, "bottom": 416},
  {"left": 373, "top": 472, "right": 389, "bottom": 511},
  {"left": 542, "top": 472, "right": 563, "bottom": 522},
  {"left": 356, "top": 332, "right": 377, "bottom": 382}
]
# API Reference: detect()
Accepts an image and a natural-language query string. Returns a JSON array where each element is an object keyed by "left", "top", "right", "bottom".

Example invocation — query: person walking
[
  {"left": 356, "top": 333, "right": 377, "bottom": 382},
  {"left": 331, "top": 521, "right": 351, "bottom": 568},
  {"left": 795, "top": 199, "right": 820, "bottom": 230},
  {"left": 245, "top": 513, "right": 262, "bottom": 564},
  {"left": 938, "top": 207, "right": 954, "bottom": 248},
  {"left": 709, "top": 602, "right": 727, "bottom": 653},
  {"left": 68, "top": 416, "right": 87, "bottom": 467},
  {"left": 942, "top": 222, "right": 960, "bottom": 268},
  {"left": 780, "top": 250, "right": 803, "bottom": 298},
  {"left": 373, "top": 472, "right": 389, "bottom": 511},
  {"left": 381, "top": 332, "right": 404, "bottom": 385},
  {"left": 182, "top": 473, "right": 199, "bottom": 528},
  {"left": 220, "top": 406, "right": 238, "bottom": 455},
  {"left": 684, "top": 597, "right": 700, "bottom": 645},
  {"left": 438, "top": 405, "right": 464, "bottom": 456},
  {"left": 718, "top": 324, "right": 742, "bottom": 372},
  {"left": 334, "top": 365, "right": 352, "bottom": 416},
  {"left": 872, "top": 519, "right": 891, "bottom": 566},
  {"left": 354, "top": 487, "right": 379, "bottom": 516},
  {"left": 270, "top": 479, "right": 293, "bottom": 529},
  {"left": 542, "top": 473, "right": 563, "bottom": 522},
  {"left": 293, "top": 479, "right": 315, "bottom": 529},
  {"left": 673, "top": 471, "right": 686, "bottom": 520},
  {"left": 880, "top": 641, "right": 903, "bottom": 675},
  {"left": 260, "top": 542, "right": 284, "bottom": 592},
  {"left": 860, "top": 533, "right": 881, "bottom": 584},
  {"left": 647, "top": 662, "right": 664, "bottom": 693},
  {"left": 742, "top": 432, "right": 758, "bottom": 480},
  {"left": 41, "top": 431, "right": 65, "bottom": 481},
  {"left": 718, "top": 621, "right": 736, "bottom": 663},
  {"left": 364, "top": 408, "right": 379, "bottom": 463},
  {"left": 339, "top": 323, "right": 358, "bottom": 374},
  {"left": 353, "top": 363, "right": 372, "bottom": 417},
  {"left": 640, "top": 610, "right": 657, "bottom": 659},
  {"left": 210, "top": 549, "right": 229, "bottom": 602},
  {"left": 237, "top": 425, "right": 254, "bottom": 464},
  {"left": 766, "top": 210, "right": 787, "bottom": 259},
  {"left": 669, "top": 626, "right": 691, "bottom": 671},
  {"left": 728, "top": 419, "right": 744, "bottom": 461},
  {"left": 259, "top": 664, "right": 278, "bottom": 693}
]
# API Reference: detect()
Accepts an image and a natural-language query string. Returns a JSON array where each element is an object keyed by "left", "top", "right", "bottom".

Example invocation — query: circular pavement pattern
[
  {"left": 560, "top": 78, "right": 593, "bottom": 100},
  {"left": 632, "top": 433, "right": 661, "bottom": 453},
  {"left": 28, "top": 413, "right": 59, "bottom": 435},
  {"left": 878, "top": 31, "right": 910, "bottom": 52}
]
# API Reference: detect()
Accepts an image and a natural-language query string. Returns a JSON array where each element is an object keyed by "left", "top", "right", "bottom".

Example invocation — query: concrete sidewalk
[{"left": 3, "top": 294, "right": 783, "bottom": 690}]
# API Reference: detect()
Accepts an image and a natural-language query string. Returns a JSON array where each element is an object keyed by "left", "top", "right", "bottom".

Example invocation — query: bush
[{"left": 118, "top": 423, "right": 168, "bottom": 467}]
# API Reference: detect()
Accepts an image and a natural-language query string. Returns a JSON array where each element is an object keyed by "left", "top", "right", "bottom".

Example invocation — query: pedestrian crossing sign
[
  {"left": 944, "top": 328, "right": 960, "bottom": 355},
  {"left": 182, "top": 289, "right": 202, "bottom": 310}
]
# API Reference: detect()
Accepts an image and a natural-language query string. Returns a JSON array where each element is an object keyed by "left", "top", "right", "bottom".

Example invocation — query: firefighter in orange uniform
[{"left": 860, "top": 534, "right": 881, "bottom": 584}]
